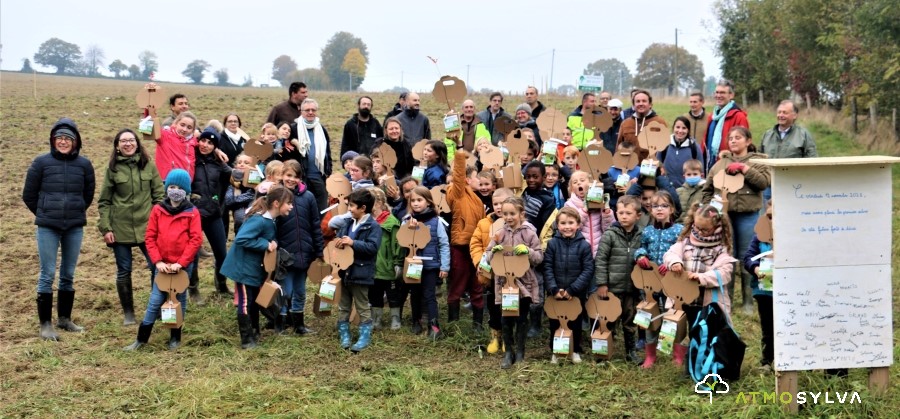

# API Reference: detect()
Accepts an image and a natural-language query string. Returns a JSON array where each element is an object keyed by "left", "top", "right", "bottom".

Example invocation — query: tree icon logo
[{"left": 695, "top": 373, "right": 729, "bottom": 403}]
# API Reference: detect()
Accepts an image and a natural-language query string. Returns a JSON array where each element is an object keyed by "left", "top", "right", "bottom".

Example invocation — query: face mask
[
  {"left": 358, "top": 108, "right": 371, "bottom": 118},
  {"left": 167, "top": 188, "right": 187, "bottom": 203},
  {"left": 404, "top": 108, "right": 419, "bottom": 118},
  {"left": 685, "top": 176, "right": 701, "bottom": 186}
]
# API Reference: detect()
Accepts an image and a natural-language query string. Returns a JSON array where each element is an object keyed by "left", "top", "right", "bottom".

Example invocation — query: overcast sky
[{"left": 1, "top": 0, "right": 722, "bottom": 93}]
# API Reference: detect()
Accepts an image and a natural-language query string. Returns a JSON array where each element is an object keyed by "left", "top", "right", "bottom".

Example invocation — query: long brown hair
[
  {"left": 409, "top": 186, "right": 435, "bottom": 211},
  {"left": 246, "top": 185, "right": 294, "bottom": 216},
  {"left": 108, "top": 128, "right": 150, "bottom": 171}
]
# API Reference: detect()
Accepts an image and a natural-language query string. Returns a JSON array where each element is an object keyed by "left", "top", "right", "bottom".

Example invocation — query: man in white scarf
[{"left": 289, "top": 98, "right": 332, "bottom": 211}]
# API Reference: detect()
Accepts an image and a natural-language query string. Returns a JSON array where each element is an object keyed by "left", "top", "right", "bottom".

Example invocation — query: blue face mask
[{"left": 684, "top": 176, "right": 702, "bottom": 186}]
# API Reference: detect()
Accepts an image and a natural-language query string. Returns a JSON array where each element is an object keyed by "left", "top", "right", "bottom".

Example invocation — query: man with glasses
[
  {"left": 704, "top": 79, "right": 749, "bottom": 174},
  {"left": 598, "top": 91, "right": 612, "bottom": 109},
  {"left": 268, "top": 82, "right": 308, "bottom": 126},
  {"left": 288, "top": 98, "right": 332, "bottom": 210}
]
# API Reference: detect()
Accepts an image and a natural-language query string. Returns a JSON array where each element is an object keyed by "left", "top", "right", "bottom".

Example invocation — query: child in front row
[
  {"left": 334, "top": 189, "right": 382, "bottom": 352},
  {"left": 402, "top": 187, "right": 450, "bottom": 339},
  {"left": 633, "top": 191, "right": 683, "bottom": 368},
  {"left": 367, "top": 187, "right": 405, "bottom": 331},
  {"left": 565, "top": 170, "right": 615, "bottom": 257},
  {"left": 123, "top": 169, "right": 202, "bottom": 351},
  {"left": 676, "top": 159, "right": 705, "bottom": 223},
  {"left": 488, "top": 196, "right": 544, "bottom": 369},
  {"left": 544, "top": 207, "right": 594, "bottom": 364},
  {"left": 743, "top": 199, "right": 773, "bottom": 369},
  {"left": 221, "top": 186, "right": 294, "bottom": 349},
  {"left": 471, "top": 188, "right": 514, "bottom": 355},
  {"left": 593, "top": 195, "right": 644, "bottom": 363}
]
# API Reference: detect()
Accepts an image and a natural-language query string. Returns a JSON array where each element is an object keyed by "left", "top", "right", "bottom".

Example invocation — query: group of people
[{"left": 24, "top": 78, "right": 820, "bottom": 371}]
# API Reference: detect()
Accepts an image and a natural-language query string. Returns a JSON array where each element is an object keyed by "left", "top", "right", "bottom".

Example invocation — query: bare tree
[{"left": 84, "top": 44, "right": 105, "bottom": 77}]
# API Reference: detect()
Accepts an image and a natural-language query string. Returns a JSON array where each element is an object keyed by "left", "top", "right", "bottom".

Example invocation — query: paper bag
[
  {"left": 160, "top": 300, "right": 183, "bottom": 328},
  {"left": 634, "top": 300, "right": 661, "bottom": 331},
  {"left": 552, "top": 329, "right": 573, "bottom": 356},
  {"left": 403, "top": 257, "right": 423, "bottom": 284},
  {"left": 501, "top": 285, "right": 520, "bottom": 317},
  {"left": 255, "top": 279, "right": 281, "bottom": 308}
]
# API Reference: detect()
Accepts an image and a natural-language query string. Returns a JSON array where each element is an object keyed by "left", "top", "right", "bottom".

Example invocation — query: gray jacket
[{"left": 760, "top": 124, "right": 817, "bottom": 159}]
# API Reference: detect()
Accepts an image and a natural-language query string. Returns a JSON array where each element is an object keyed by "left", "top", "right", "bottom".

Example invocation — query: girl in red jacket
[{"left": 123, "top": 169, "right": 202, "bottom": 351}]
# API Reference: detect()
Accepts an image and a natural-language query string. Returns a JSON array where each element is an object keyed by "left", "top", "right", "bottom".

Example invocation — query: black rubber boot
[
  {"left": 427, "top": 318, "right": 444, "bottom": 340},
  {"left": 56, "top": 290, "right": 83, "bottom": 332},
  {"left": 624, "top": 329, "right": 640, "bottom": 364},
  {"left": 448, "top": 302, "right": 460, "bottom": 323},
  {"left": 527, "top": 304, "right": 542, "bottom": 338},
  {"left": 215, "top": 274, "right": 232, "bottom": 296},
  {"left": 188, "top": 265, "right": 204, "bottom": 305},
  {"left": 168, "top": 327, "right": 182, "bottom": 350},
  {"left": 116, "top": 280, "right": 136, "bottom": 326},
  {"left": 472, "top": 307, "right": 484, "bottom": 334},
  {"left": 500, "top": 322, "right": 516, "bottom": 369},
  {"left": 410, "top": 319, "right": 423, "bottom": 335},
  {"left": 274, "top": 314, "right": 286, "bottom": 334},
  {"left": 123, "top": 323, "right": 153, "bottom": 350},
  {"left": 237, "top": 314, "right": 256, "bottom": 349},
  {"left": 292, "top": 312, "right": 314, "bottom": 335},
  {"left": 516, "top": 319, "right": 528, "bottom": 363},
  {"left": 37, "top": 293, "right": 59, "bottom": 341}
]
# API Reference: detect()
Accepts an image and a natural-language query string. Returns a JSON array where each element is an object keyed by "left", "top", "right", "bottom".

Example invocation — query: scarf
[
  {"left": 690, "top": 225, "right": 723, "bottom": 247},
  {"left": 708, "top": 101, "right": 735, "bottom": 162},
  {"left": 410, "top": 207, "right": 437, "bottom": 222},
  {"left": 224, "top": 129, "right": 243, "bottom": 146},
  {"left": 376, "top": 210, "right": 391, "bottom": 225},
  {"left": 295, "top": 117, "right": 326, "bottom": 173}
]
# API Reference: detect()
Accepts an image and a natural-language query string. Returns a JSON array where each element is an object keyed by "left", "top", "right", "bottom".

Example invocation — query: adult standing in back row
[
  {"left": 395, "top": 92, "right": 431, "bottom": 148},
  {"left": 340, "top": 96, "right": 384, "bottom": 157},
  {"left": 759, "top": 99, "right": 817, "bottom": 206},
  {"left": 617, "top": 89, "right": 667, "bottom": 160},
  {"left": 287, "top": 98, "right": 333, "bottom": 211},
  {"left": 704, "top": 79, "right": 749, "bottom": 174},
  {"left": 23, "top": 118, "right": 96, "bottom": 341},
  {"left": 267, "top": 82, "right": 308, "bottom": 127},
  {"left": 477, "top": 92, "right": 513, "bottom": 146}
]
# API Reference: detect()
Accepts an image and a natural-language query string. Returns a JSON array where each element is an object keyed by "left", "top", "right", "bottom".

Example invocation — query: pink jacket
[
  {"left": 564, "top": 195, "right": 614, "bottom": 256},
  {"left": 155, "top": 128, "right": 197, "bottom": 181},
  {"left": 663, "top": 237, "right": 737, "bottom": 315}
]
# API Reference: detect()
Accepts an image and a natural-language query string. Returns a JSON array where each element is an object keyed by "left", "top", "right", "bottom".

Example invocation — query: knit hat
[
  {"left": 164, "top": 169, "right": 192, "bottom": 194},
  {"left": 341, "top": 150, "right": 359, "bottom": 164},
  {"left": 608, "top": 99, "right": 624, "bottom": 109},
  {"left": 54, "top": 127, "right": 77, "bottom": 141},
  {"left": 198, "top": 127, "right": 220, "bottom": 148},
  {"left": 515, "top": 103, "right": 531, "bottom": 116}
]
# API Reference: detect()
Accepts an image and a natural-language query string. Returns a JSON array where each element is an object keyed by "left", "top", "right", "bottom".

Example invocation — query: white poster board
[{"left": 757, "top": 157, "right": 897, "bottom": 372}]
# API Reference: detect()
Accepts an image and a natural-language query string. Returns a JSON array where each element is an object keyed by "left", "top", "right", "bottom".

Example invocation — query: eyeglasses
[
  {"left": 226, "top": 120, "right": 239, "bottom": 124},
  {"left": 651, "top": 204, "right": 671, "bottom": 209},
  {"left": 119, "top": 138, "right": 137, "bottom": 144},
  {"left": 54, "top": 136, "right": 74, "bottom": 143},
  {"left": 303, "top": 109, "right": 318, "bottom": 113}
]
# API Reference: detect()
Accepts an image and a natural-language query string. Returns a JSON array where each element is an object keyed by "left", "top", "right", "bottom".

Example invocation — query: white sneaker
[
  {"left": 571, "top": 353, "right": 582, "bottom": 364},
  {"left": 550, "top": 354, "right": 559, "bottom": 364}
]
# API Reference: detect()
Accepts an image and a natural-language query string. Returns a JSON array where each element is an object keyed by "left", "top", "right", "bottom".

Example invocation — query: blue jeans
[
  {"left": 729, "top": 211, "right": 759, "bottom": 303},
  {"left": 36, "top": 226, "right": 84, "bottom": 293},
  {"left": 192, "top": 216, "right": 228, "bottom": 285},
  {"left": 761, "top": 187, "right": 772, "bottom": 215},
  {"left": 111, "top": 243, "right": 153, "bottom": 286},
  {"left": 282, "top": 268, "right": 308, "bottom": 314},
  {"left": 140, "top": 263, "right": 193, "bottom": 325}
]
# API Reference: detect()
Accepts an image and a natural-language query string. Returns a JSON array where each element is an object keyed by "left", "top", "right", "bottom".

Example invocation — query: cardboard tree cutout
[
  {"left": 397, "top": 220, "right": 432, "bottom": 284},
  {"left": 478, "top": 143, "right": 505, "bottom": 172},
  {"left": 136, "top": 83, "right": 166, "bottom": 142},
  {"left": 325, "top": 173, "right": 352, "bottom": 215},
  {"left": 581, "top": 106, "right": 613, "bottom": 139},
  {"left": 494, "top": 115, "right": 518, "bottom": 139},
  {"left": 431, "top": 75, "right": 467, "bottom": 111},
  {"left": 636, "top": 120, "right": 669, "bottom": 157},
  {"left": 631, "top": 263, "right": 665, "bottom": 331},
  {"left": 750, "top": 205, "right": 775, "bottom": 293},
  {"left": 431, "top": 184, "right": 451, "bottom": 214},
  {"left": 536, "top": 107, "right": 568, "bottom": 144},
  {"left": 585, "top": 293, "right": 623, "bottom": 360},
  {"left": 155, "top": 271, "right": 189, "bottom": 329},
  {"left": 476, "top": 219, "right": 507, "bottom": 284},
  {"left": 611, "top": 148, "right": 641, "bottom": 172},
  {"left": 544, "top": 297, "right": 584, "bottom": 356},
  {"left": 489, "top": 246, "right": 530, "bottom": 317},
  {"left": 256, "top": 250, "right": 282, "bottom": 308},
  {"left": 578, "top": 142, "right": 614, "bottom": 181},
  {"left": 240, "top": 139, "right": 275, "bottom": 187},
  {"left": 318, "top": 240, "right": 353, "bottom": 306},
  {"left": 501, "top": 129, "right": 529, "bottom": 189},
  {"left": 659, "top": 269, "right": 701, "bottom": 355},
  {"left": 377, "top": 142, "right": 399, "bottom": 191},
  {"left": 410, "top": 141, "right": 428, "bottom": 181},
  {"left": 712, "top": 169, "right": 745, "bottom": 213}
]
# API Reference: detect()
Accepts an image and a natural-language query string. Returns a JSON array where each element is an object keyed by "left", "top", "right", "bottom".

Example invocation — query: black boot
[
  {"left": 624, "top": 329, "right": 640, "bottom": 364},
  {"left": 123, "top": 323, "right": 153, "bottom": 350},
  {"left": 56, "top": 290, "right": 83, "bottom": 332},
  {"left": 500, "top": 322, "right": 515, "bottom": 369},
  {"left": 168, "top": 327, "right": 182, "bottom": 350},
  {"left": 448, "top": 302, "right": 460, "bottom": 323},
  {"left": 516, "top": 320, "right": 528, "bottom": 363},
  {"left": 215, "top": 274, "right": 232, "bottom": 296},
  {"left": 428, "top": 318, "right": 444, "bottom": 340},
  {"left": 472, "top": 307, "right": 484, "bottom": 334},
  {"left": 116, "top": 280, "right": 136, "bottom": 326},
  {"left": 527, "top": 304, "right": 542, "bottom": 338},
  {"left": 292, "top": 312, "right": 314, "bottom": 335},
  {"left": 237, "top": 314, "right": 257, "bottom": 349},
  {"left": 410, "top": 319, "right": 423, "bottom": 335},
  {"left": 37, "top": 293, "right": 58, "bottom": 341},
  {"left": 274, "top": 314, "right": 286, "bottom": 334}
]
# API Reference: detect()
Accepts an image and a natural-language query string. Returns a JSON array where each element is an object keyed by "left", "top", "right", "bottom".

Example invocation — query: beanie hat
[
  {"left": 54, "top": 127, "right": 77, "bottom": 141},
  {"left": 515, "top": 103, "right": 532, "bottom": 116},
  {"left": 164, "top": 169, "right": 192, "bottom": 195},
  {"left": 198, "top": 127, "right": 220, "bottom": 148},
  {"left": 341, "top": 150, "right": 359, "bottom": 164}
]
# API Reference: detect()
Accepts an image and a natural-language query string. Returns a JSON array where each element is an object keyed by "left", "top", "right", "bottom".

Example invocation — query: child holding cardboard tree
[
  {"left": 543, "top": 207, "right": 594, "bottom": 364},
  {"left": 221, "top": 186, "right": 294, "bottom": 349},
  {"left": 593, "top": 195, "right": 644, "bottom": 363},
  {"left": 224, "top": 153, "right": 257, "bottom": 233},
  {"left": 520, "top": 161, "right": 557, "bottom": 338},
  {"left": 742, "top": 199, "right": 774, "bottom": 369},
  {"left": 334, "top": 189, "right": 383, "bottom": 352},
  {"left": 123, "top": 169, "right": 201, "bottom": 351},
  {"left": 633, "top": 191, "right": 683, "bottom": 368},
  {"left": 564, "top": 170, "right": 615, "bottom": 257},
  {"left": 487, "top": 196, "right": 544, "bottom": 369},
  {"left": 367, "top": 187, "right": 405, "bottom": 331},
  {"left": 401, "top": 187, "right": 450, "bottom": 339},
  {"left": 470, "top": 188, "right": 514, "bottom": 354},
  {"left": 446, "top": 149, "right": 487, "bottom": 327},
  {"left": 420, "top": 140, "right": 450, "bottom": 189}
]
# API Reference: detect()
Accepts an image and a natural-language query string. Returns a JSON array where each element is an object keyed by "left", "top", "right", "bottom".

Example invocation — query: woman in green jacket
[{"left": 98, "top": 129, "right": 164, "bottom": 325}]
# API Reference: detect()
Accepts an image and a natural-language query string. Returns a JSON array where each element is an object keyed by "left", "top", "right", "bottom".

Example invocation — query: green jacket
[
  {"left": 375, "top": 213, "right": 403, "bottom": 280},
  {"left": 760, "top": 124, "right": 818, "bottom": 159},
  {"left": 676, "top": 182, "right": 705, "bottom": 223},
  {"left": 701, "top": 151, "right": 771, "bottom": 213},
  {"left": 98, "top": 155, "right": 164, "bottom": 244},
  {"left": 593, "top": 222, "right": 643, "bottom": 295}
]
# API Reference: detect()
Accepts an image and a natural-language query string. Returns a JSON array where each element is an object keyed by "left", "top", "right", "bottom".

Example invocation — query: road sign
[{"left": 578, "top": 74, "right": 604, "bottom": 92}]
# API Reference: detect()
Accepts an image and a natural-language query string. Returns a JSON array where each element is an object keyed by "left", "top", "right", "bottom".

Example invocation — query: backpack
[
  {"left": 658, "top": 140, "right": 698, "bottom": 164},
  {"left": 687, "top": 271, "right": 747, "bottom": 386}
]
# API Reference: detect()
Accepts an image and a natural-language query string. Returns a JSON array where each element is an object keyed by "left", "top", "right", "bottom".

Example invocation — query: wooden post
[
  {"left": 893, "top": 108, "right": 897, "bottom": 141},
  {"left": 869, "top": 367, "right": 889, "bottom": 394},
  {"left": 776, "top": 371, "right": 799, "bottom": 414},
  {"left": 742, "top": 93, "right": 748, "bottom": 109},
  {"left": 805, "top": 93, "right": 812, "bottom": 114},
  {"left": 870, "top": 103, "right": 878, "bottom": 132},
  {"left": 852, "top": 97, "right": 858, "bottom": 133},
  {"left": 759, "top": 90, "right": 764, "bottom": 107}
]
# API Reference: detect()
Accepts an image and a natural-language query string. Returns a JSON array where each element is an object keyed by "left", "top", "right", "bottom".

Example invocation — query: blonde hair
[
  {"left": 493, "top": 187, "right": 514, "bottom": 200},
  {"left": 261, "top": 122, "right": 277, "bottom": 136},
  {"left": 265, "top": 160, "right": 284, "bottom": 179}
]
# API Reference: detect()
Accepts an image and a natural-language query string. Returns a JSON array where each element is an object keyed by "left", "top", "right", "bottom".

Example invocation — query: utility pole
[
  {"left": 466, "top": 64, "right": 470, "bottom": 88},
  {"left": 549, "top": 48, "right": 555, "bottom": 92},
  {"left": 673, "top": 28, "right": 679, "bottom": 97},
  {"left": 401, "top": 71, "right": 404, "bottom": 89}
]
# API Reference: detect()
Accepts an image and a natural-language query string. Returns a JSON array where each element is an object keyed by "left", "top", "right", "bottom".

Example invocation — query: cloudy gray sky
[{"left": 1, "top": 0, "right": 721, "bottom": 93}]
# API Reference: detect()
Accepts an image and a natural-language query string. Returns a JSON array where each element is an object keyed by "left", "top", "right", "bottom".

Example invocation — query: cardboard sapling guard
[
  {"left": 136, "top": 83, "right": 165, "bottom": 142},
  {"left": 255, "top": 250, "right": 282, "bottom": 308},
  {"left": 397, "top": 220, "right": 432, "bottom": 284},
  {"left": 411, "top": 141, "right": 427, "bottom": 181},
  {"left": 631, "top": 262, "right": 664, "bottom": 331},
  {"left": 536, "top": 107, "right": 568, "bottom": 146},
  {"left": 501, "top": 129, "right": 529, "bottom": 189},
  {"left": 325, "top": 173, "right": 352, "bottom": 215},
  {"left": 712, "top": 169, "right": 745, "bottom": 213},
  {"left": 494, "top": 115, "right": 518, "bottom": 139},
  {"left": 307, "top": 257, "right": 332, "bottom": 286},
  {"left": 156, "top": 270, "right": 189, "bottom": 329},
  {"left": 489, "top": 246, "right": 530, "bottom": 317},
  {"left": 431, "top": 75, "right": 467, "bottom": 111},
  {"left": 320, "top": 240, "right": 353, "bottom": 303},
  {"left": 544, "top": 297, "right": 583, "bottom": 356},
  {"left": 377, "top": 142, "right": 398, "bottom": 176},
  {"left": 431, "top": 184, "right": 451, "bottom": 214},
  {"left": 636, "top": 120, "right": 669, "bottom": 158},
  {"left": 478, "top": 143, "right": 505, "bottom": 172},
  {"left": 611, "top": 148, "right": 640, "bottom": 175},
  {"left": 660, "top": 267, "right": 701, "bottom": 355},
  {"left": 585, "top": 293, "right": 623, "bottom": 360},
  {"left": 581, "top": 105, "right": 613, "bottom": 139},
  {"left": 579, "top": 142, "right": 614, "bottom": 183}
]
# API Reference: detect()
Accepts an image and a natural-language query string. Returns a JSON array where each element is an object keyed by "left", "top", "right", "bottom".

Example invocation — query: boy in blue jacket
[{"left": 335, "top": 189, "right": 382, "bottom": 353}]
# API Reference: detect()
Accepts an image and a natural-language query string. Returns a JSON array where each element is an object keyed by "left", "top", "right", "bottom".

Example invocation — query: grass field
[{"left": 0, "top": 72, "right": 897, "bottom": 417}]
